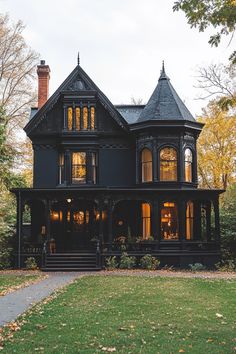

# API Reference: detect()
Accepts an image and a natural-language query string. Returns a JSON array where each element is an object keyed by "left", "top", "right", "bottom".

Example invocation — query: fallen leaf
[{"left": 216, "top": 313, "right": 223, "bottom": 318}]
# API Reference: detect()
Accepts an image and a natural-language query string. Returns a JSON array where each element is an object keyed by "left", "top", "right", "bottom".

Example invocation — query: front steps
[{"left": 42, "top": 252, "right": 101, "bottom": 271}]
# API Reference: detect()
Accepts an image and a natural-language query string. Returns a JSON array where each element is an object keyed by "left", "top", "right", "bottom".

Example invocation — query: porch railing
[{"left": 101, "top": 240, "right": 220, "bottom": 253}]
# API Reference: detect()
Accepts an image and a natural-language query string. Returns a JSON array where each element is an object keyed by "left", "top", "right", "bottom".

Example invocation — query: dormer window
[{"left": 65, "top": 104, "right": 96, "bottom": 132}]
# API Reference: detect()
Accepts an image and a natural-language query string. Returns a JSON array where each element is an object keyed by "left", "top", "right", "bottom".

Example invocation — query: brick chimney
[{"left": 37, "top": 60, "right": 50, "bottom": 109}]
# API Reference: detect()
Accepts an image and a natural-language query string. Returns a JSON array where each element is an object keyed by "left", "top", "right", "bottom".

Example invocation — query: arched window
[
  {"left": 185, "top": 148, "right": 193, "bottom": 182},
  {"left": 186, "top": 201, "right": 194, "bottom": 240},
  {"left": 91, "top": 107, "right": 95, "bottom": 130},
  {"left": 142, "top": 203, "right": 151, "bottom": 239},
  {"left": 83, "top": 107, "right": 88, "bottom": 130},
  {"left": 160, "top": 147, "right": 177, "bottom": 181},
  {"left": 67, "top": 107, "right": 73, "bottom": 131},
  {"left": 161, "top": 202, "right": 178, "bottom": 240},
  {"left": 75, "top": 107, "right": 80, "bottom": 131},
  {"left": 141, "top": 148, "right": 153, "bottom": 182}
]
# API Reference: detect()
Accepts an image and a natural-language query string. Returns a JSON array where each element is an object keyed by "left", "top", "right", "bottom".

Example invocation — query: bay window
[
  {"left": 185, "top": 148, "right": 193, "bottom": 182},
  {"left": 160, "top": 147, "right": 177, "bottom": 181},
  {"left": 141, "top": 148, "right": 153, "bottom": 182}
]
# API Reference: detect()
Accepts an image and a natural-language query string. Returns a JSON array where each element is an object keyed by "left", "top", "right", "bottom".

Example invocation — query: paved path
[{"left": 0, "top": 272, "right": 85, "bottom": 327}]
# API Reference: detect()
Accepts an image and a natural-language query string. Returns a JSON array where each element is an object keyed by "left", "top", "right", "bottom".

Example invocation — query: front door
[{"left": 65, "top": 208, "right": 91, "bottom": 250}]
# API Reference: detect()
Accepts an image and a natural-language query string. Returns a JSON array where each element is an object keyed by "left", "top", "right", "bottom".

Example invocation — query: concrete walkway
[{"left": 0, "top": 272, "right": 85, "bottom": 327}]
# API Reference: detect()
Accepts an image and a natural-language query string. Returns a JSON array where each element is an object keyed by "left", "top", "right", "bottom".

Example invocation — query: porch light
[
  {"left": 51, "top": 211, "right": 59, "bottom": 221},
  {"left": 67, "top": 198, "right": 72, "bottom": 203}
]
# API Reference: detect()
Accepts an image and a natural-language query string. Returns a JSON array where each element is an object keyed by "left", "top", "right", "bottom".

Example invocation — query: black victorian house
[{"left": 12, "top": 57, "right": 223, "bottom": 270}]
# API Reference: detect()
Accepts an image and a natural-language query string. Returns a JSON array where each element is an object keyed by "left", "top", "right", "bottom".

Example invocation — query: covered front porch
[{"left": 12, "top": 187, "right": 223, "bottom": 269}]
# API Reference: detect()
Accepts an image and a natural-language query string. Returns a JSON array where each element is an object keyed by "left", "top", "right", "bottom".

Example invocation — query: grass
[
  {"left": 0, "top": 274, "right": 42, "bottom": 296},
  {"left": 1, "top": 276, "right": 236, "bottom": 353}
]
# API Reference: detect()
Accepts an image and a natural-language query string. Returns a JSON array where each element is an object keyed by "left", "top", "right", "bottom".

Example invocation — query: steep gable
[{"left": 25, "top": 64, "right": 129, "bottom": 136}]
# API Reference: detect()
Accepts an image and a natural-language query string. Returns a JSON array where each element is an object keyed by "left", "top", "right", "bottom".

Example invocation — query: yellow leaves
[{"left": 197, "top": 106, "right": 236, "bottom": 189}]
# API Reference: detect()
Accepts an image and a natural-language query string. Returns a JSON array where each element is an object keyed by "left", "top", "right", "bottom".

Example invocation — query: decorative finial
[
  {"left": 77, "top": 52, "right": 80, "bottom": 65},
  {"left": 162, "top": 60, "right": 165, "bottom": 73},
  {"left": 159, "top": 60, "right": 169, "bottom": 80}
]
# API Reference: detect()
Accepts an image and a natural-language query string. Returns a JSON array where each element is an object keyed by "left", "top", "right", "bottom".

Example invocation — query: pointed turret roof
[{"left": 137, "top": 62, "right": 195, "bottom": 123}]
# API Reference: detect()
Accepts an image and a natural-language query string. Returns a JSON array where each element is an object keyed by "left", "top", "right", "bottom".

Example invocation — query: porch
[{"left": 12, "top": 187, "right": 223, "bottom": 269}]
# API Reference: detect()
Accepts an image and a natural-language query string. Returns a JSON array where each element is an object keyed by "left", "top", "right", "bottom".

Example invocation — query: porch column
[
  {"left": 98, "top": 199, "right": 104, "bottom": 244},
  {"left": 16, "top": 191, "right": 23, "bottom": 268},
  {"left": 107, "top": 198, "right": 113, "bottom": 251},
  {"left": 152, "top": 200, "right": 159, "bottom": 248},
  {"left": 206, "top": 201, "right": 211, "bottom": 242},
  {"left": 213, "top": 198, "right": 220, "bottom": 246},
  {"left": 194, "top": 201, "right": 201, "bottom": 240},
  {"left": 178, "top": 200, "right": 186, "bottom": 248},
  {"left": 45, "top": 199, "right": 52, "bottom": 242}
]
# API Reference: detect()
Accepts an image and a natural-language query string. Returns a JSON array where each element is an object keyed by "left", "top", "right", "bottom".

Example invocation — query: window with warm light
[
  {"left": 186, "top": 201, "right": 194, "bottom": 240},
  {"left": 58, "top": 153, "right": 64, "bottom": 184},
  {"left": 160, "top": 147, "right": 177, "bottom": 181},
  {"left": 91, "top": 106, "right": 95, "bottom": 130},
  {"left": 71, "top": 152, "right": 97, "bottom": 184},
  {"left": 67, "top": 107, "right": 73, "bottom": 131},
  {"left": 185, "top": 148, "right": 193, "bottom": 182},
  {"left": 66, "top": 105, "right": 96, "bottom": 131},
  {"left": 142, "top": 203, "right": 151, "bottom": 239},
  {"left": 75, "top": 107, "right": 81, "bottom": 131},
  {"left": 72, "top": 152, "right": 86, "bottom": 184},
  {"left": 141, "top": 148, "right": 153, "bottom": 182},
  {"left": 161, "top": 202, "right": 178, "bottom": 240},
  {"left": 83, "top": 107, "right": 88, "bottom": 130}
]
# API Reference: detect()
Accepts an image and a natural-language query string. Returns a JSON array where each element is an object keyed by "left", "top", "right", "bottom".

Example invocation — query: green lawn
[
  {"left": 1, "top": 276, "right": 236, "bottom": 353},
  {"left": 0, "top": 274, "right": 41, "bottom": 296}
]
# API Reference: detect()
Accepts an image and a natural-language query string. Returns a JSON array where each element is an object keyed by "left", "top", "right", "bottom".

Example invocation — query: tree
[
  {"left": 0, "top": 107, "right": 28, "bottom": 268},
  {"left": 196, "top": 62, "right": 236, "bottom": 110},
  {"left": 0, "top": 14, "right": 39, "bottom": 139},
  {"left": 197, "top": 100, "right": 236, "bottom": 190},
  {"left": 173, "top": 0, "right": 236, "bottom": 63}
]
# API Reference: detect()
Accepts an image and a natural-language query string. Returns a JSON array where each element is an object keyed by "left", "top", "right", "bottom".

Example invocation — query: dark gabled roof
[
  {"left": 25, "top": 64, "right": 129, "bottom": 135},
  {"left": 138, "top": 63, "right": 195, "bottom": 123},
  {"left": 115, "top": 105, "right": 145, "bottom": 124}
]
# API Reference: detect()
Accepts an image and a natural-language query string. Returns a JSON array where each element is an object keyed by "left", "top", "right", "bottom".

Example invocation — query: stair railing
[
  {"left": 96, "top": 239, "right": 101, "bottom": 268},
  {"left": 42, "top": 240, "right": 48, "bottom": 268}
]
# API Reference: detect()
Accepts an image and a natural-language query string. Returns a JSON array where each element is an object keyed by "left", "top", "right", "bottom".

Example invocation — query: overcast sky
[{"left": 1, "top": 0, "right": 234, "bottom": 116}]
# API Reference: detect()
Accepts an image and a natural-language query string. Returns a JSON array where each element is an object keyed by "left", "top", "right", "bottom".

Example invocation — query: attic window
[{"left": 66, "top": 105, "right": 96, "bottom": 131}]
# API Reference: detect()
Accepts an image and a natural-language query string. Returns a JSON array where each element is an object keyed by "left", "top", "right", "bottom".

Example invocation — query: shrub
[
  {"left": 105, "top": 256, "right": 118, "bottom": 270},
  {"left": 140, "top": 254, "right": 160, "bottom": 270},
  {"left": 25, "top": 257, "right": 38, "bottom": 270},
  {"left": 215, "top": 259, "right": 236, "bottom": 272},
  {"left": 189, "top": 263, "right": 206, "bottom": 271},
  {"left": 119, "top": 252, "right": 136, "bottom": 269}
]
